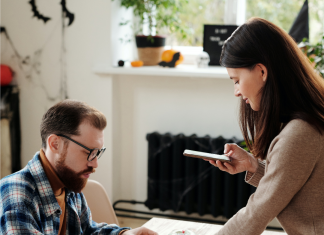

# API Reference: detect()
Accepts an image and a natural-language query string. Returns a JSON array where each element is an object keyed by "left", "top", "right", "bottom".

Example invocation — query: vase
[{"left": 135, "top": 35, "right": 166, "bottom": 66}]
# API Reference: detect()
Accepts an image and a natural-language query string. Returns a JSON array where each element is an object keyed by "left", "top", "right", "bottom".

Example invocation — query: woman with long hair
[{"left": 209, "top": 17, "right": 324, "bottom": 234}]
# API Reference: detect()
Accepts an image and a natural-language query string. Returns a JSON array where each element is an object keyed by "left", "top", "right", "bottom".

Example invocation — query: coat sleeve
[
  {"left": 216, "top": 122, "right": 321, "bottom": 235},
  {"left": 245, "top": 159, "right": 266, "bottom": 187}
]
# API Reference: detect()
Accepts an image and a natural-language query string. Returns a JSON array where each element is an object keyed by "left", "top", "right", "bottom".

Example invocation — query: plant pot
[{"left": 135, "top": 35, "right": 166, "bottom": 66}]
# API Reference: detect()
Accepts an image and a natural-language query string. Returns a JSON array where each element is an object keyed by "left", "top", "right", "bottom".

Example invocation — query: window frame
[{"left": 165, "top": 0, "right": 246, "bottom": 65}]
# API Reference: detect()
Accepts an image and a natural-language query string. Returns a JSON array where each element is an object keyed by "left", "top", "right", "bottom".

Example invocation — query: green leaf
[{"left": 114, "top": 0, "right": 190, "bottom": 39}]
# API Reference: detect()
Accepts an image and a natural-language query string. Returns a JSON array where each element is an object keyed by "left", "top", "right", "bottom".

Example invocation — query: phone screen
[{"left": 183, "top": 149, "right": 231, "bottom": 163}]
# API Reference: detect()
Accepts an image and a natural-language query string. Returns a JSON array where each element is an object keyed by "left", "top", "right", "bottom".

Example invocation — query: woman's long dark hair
[{"left": 220, "top": 17, "right": 324, "bottom": 160}]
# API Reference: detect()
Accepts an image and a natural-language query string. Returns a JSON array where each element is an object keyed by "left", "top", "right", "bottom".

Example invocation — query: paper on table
[{"left": 168, "top": 229, "right": 195, "bottom": 235}]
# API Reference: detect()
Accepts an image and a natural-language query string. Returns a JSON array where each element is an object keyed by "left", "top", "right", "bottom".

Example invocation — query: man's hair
[
  {"left": 40, "top": 99, "right": 107, "bottom": 148},
  {"left": 220, "top": 17, "right": 324, "bottom": 160}
]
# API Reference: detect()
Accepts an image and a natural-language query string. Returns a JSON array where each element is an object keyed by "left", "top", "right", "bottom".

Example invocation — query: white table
[{"left": 142, "top": 218, "right": 286, "bottom": 235}]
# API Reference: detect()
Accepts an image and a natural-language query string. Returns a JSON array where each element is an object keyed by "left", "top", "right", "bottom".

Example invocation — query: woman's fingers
[
  {"left": 208, "top": 160, "right": 217, "bottom": 167},
  {"left": 216, "top": 160, "right": 228, "bottom": 171},
  {"left": 225, "top": 150, "right": 233, "bottom": 157},
  {"left": 209, "top": 159, "right": 237, "bottom": 175},
  {"left": 224, "top": 144, "right": 230, "bottom": 154},
  {"left": 224, "top": 162, "right": 235, "bottom": 174},
  {"left": 224, "top": 143, "right": 238, "bottom": 155},
  {"left": 216, "top": 160, "right": 236, "bottom": 174}
]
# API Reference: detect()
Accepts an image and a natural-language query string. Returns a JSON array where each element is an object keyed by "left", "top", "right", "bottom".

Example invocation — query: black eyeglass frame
[{"left": 57, "top": 134, "right": 106, "bottom": 162}]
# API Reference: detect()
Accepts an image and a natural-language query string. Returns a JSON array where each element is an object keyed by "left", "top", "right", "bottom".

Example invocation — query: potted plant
[
  {"left": 114, "top": 0, "right": 189, "bottom": 66},
  {"left": 299, "top": 36, "right": 324, "bottom": 78}
]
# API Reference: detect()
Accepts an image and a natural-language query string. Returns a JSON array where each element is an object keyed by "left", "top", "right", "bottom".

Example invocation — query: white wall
[
  {"left": 1, "top": 0, "right": 242, "bottom": 218},
  {"left": 1, "top": 0, "right": 115, "bottom": 197}
]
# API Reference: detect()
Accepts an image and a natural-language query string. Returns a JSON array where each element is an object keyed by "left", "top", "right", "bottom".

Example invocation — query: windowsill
[{"left": 93, "top": 64, "right": 229, "bottom": 79}]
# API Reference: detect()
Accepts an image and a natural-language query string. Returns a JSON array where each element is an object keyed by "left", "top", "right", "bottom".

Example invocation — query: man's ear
[
  {"left": 47, "top": 134, "right": 61, "bottom": 154},
  {"left": 257, "top": 63, "right": 268, "bottom": 82}
]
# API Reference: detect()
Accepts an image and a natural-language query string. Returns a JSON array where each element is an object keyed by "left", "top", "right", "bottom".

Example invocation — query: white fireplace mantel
[{"left": 93, "top": 64, "right": 229, "bottom": 79}]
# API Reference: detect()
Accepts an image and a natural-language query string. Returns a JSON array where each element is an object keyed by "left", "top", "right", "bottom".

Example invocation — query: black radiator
[{"left": 145, "top": 132, "right": 256, "bottom": 219}]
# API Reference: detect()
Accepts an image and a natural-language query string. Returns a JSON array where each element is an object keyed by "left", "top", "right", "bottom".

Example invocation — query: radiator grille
[{"left": 145, "top": 132, "right": 256, "bottom": 219}]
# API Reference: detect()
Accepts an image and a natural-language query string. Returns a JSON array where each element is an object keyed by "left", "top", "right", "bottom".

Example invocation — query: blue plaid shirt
[{"left": 0, "top": 152, "right": 130, "bottom": 235}]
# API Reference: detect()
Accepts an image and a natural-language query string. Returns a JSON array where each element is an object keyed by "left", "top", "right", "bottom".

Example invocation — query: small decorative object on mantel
[
  {"left": 196, "top": 51, "right": 210, "bottom": 68},
  {"left": 136, "top": 35, "right": 166, "bottom": 66},
  {"left": 131, "top": 60, "right": 144, "bottom": 67},
  {"left": 158, "top": 52, "right": 180, "bottom": 68},
  {"left": 114, "top": 0, "right": 189, "bottom": 66},
  {"left": 158, "top": 50, "right": 183, "bottom": 68},
  {"left": 118, "top": 60, "right": 125, "bottom": 67}
]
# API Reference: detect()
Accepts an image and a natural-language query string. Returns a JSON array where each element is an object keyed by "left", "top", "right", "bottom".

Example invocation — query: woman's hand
[{"left": 207, "top": 143, "right": 258, "bottom": 175}]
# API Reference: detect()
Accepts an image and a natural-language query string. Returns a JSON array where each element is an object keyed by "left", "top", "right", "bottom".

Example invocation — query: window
[
  {"left": 246, "top": 0, "right": 324, "bottom": 44},
  {"left": 169, "top": 0, "right": 323, "bottom": 46},
  {"left": 165, "top": 0, "right": 226, "bottom": 47}
]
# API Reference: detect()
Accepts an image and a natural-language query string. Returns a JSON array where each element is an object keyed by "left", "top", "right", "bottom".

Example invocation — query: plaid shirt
[{"left": 0, "top": 152, "right": 130, "bottom": 235}]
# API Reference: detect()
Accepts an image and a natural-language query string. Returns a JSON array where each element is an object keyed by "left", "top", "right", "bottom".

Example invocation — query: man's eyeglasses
[{"left": 57, "top": 134, "right": 106, "bottom": 162}]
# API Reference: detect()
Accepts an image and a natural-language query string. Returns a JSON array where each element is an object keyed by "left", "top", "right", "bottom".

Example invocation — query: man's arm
[
  {"left": 79, "top": 194, "right": 158, "bottom": 235},
  {"left": 78, "top": 193, "right": 131, "bottom": 234},
  {"left": 1, "top": 209, "right": 44, "bottom": 235},
  {"left": 84, "top": 220, "right": 131, "bottom": 235}
]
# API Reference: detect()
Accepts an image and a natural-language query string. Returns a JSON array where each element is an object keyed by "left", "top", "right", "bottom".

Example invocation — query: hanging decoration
[
  {"left": 28, "top": 0, "right": 75, "bottom": 27},
  {"left": 0, "top": 2, "right": 75, "bottom": 100},
  {"left": 60, "top": 0, "right": 75, "bottom": 26},
  {"left": 29, "top": 0, "right": 51, "bottom": 24},
  {"left": 1, "top": 0, "right": 76, "bottom": 100}
]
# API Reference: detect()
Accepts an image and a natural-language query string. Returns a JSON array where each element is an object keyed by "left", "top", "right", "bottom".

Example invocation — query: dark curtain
[
  {"left": 289, "top": 0, "right": 309, "bottom": 43},
  {"left": 1, "top": 85, "right": 21, "bottom": 173}
]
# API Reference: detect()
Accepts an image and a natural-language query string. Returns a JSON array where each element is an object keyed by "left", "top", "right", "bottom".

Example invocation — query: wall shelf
[{"left": 93, "top": 64, "right": 229, "bottom": 79}]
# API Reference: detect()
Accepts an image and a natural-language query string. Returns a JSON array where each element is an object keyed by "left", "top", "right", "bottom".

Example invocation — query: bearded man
[{"left": 0, "top": 100, "right": 157, "bottom": 235}]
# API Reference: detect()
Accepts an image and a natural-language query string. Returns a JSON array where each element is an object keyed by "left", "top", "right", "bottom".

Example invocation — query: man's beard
[{"left": 55, "top": 146, "right": 95, "bottom": 193}]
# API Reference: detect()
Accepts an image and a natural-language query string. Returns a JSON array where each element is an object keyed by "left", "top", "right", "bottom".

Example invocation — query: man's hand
[{"left": 123, "top": 227, "right": 158, "bottom": 235}]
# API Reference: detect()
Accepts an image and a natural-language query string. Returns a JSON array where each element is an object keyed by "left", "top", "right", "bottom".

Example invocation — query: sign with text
[{"left": 203, "top": 25, "right": 238, "bottom": 66}]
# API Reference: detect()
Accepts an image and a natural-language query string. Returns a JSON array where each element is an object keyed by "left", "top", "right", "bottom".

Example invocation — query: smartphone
[{"left": 183, "top": 149, "right": 231, "bottom": 163}]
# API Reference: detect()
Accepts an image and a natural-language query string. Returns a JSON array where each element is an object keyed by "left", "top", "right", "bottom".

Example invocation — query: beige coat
[{"left": 217, "top": 119, "right": 324, "bottom": 235}]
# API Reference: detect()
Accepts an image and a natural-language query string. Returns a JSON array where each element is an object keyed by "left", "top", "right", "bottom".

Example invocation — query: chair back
[{"left": 82, "top": 179, "right": 119, "bottom": 225}]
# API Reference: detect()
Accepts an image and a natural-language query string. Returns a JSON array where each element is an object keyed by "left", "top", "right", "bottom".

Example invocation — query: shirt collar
[
  {"left": 27, "top": 152, "right": 61, "bottom": 217},
  {"left": 39, "top": 149, "right": 65, "bottom": 196}
]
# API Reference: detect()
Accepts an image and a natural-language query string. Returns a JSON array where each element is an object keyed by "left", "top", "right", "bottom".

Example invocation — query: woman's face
[{"left": 226, "top": 64, "right": 267, "bottom": 111}]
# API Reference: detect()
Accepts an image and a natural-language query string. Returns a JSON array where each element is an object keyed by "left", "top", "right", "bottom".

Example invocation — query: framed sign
[{"left": 203, "top": 25, "right": 238, "bottom": 66}]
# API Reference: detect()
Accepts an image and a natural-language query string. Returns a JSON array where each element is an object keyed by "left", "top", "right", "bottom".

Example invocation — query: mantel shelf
[{"left": 93, "top": 64, "right": 229, "bottom": 79}]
